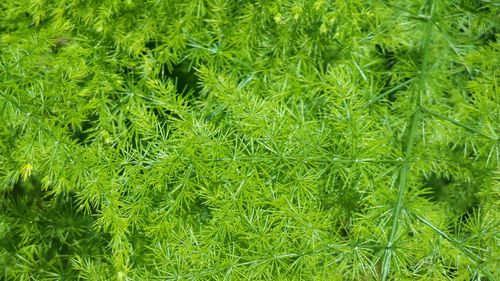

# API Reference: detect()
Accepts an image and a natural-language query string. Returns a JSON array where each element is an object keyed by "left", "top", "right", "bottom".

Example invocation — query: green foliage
[{"left": 1, "top": 0, "right": 498, "bottom": 280}]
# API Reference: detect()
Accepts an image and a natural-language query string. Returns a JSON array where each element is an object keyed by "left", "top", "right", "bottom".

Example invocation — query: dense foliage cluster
[{"left": 0, "top": 0, "right": 498, "bottom": 280}]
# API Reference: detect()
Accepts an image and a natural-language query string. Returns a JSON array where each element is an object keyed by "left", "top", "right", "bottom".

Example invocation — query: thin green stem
[
  {"left": 409, "top": 210, "right": 496, "bottom": 280},
  {"left": 164, "top": 243, "right": 366, "bottom": 280},
  {"left": 362, "top": 79, "right": 414, "bottom": 109},
  {"left": 381, "top": 0, "right": 434, "bottom": 279},
  {"left": 422, "top": 108, "right": 497, "bottom": 141}
]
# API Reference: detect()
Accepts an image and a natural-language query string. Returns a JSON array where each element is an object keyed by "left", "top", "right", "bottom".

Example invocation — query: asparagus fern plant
[{"left": 0, "top": 0, "right": 498, "bottom": 280}]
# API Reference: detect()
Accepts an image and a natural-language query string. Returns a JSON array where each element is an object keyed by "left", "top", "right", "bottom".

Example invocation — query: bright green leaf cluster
[{"left": 1, "top": 0, "right": 498, "bottom": 280}]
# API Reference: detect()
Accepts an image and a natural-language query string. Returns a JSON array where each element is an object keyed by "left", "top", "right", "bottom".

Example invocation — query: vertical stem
[{"left": 381, "top": 0, "right": 433, "bottom": 280}]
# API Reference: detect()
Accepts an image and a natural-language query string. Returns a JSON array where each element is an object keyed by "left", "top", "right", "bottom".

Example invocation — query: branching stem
[{"left": 381, "top": 0, "right": 434, "bottom": 279}]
